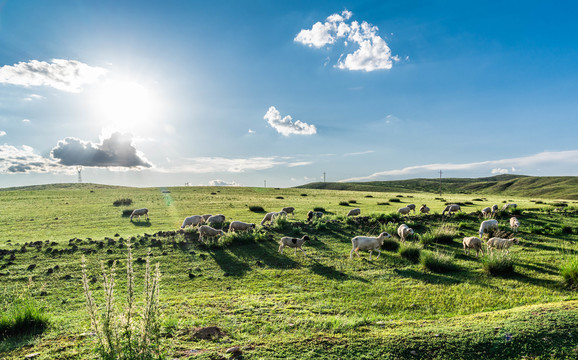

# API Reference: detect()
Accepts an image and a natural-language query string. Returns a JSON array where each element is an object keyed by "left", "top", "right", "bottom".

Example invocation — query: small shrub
[
  {"left": 552, "top": 202, "right": 568, "bottom": 208},
  {"left": 421, "top": 251, "right": 458, "bottom": 273},
  {"left": 300, "top": 193, "right": 308, "bottom": 197},
  {"left": 389, "top": 198, "right": 401, "bottom": 203},
  {"left": 510, "top": 208, "right": 523, "bottom": 216},
  {"left": 218, "top": 230, "right": 265, "bottom": 247},
  {"left": 562, "top": 226, "right": 573, "bottom": 234},
  {"left": 365, "top": 195, "right": 373, "bottom": 198},
  {"left": 533, "top": 200, "right": 544, "bottom": 204},
  {"left": 348, "top": 200, "right": 357, "bottom": 204},
  {"left": 113, "top": 198, "right": 133, "bottom": 206},
  {"left": 419, "top": 225, "right": 457, "bottom": 245},
  {"left": 377, "top": 202, "right": 390, "bottom": 206},
  {"left": 371, "top": 212, "right": 402, "bottom": 223},
  {"left": 270, "top": 215, "right": 292, "bottom": 232},
  {"left": 121, "top": 209, "right": 134, "bottom": 217},
  {"left": 382, "top": 238, "right": 400, "bottom": 252},
  {"left": 249, "top": 205, "right": 266, "bottom": 213},
  {"left": 339, "top": 201, "right": 349, "bottom": 206},
  {"left": 472, "top": 198, "right": 484, "bottom": 202},
  {"left": 399, "top": 244, "right": 421, "bottom": 263},
  {"left": 312, "top": 218, "right": 327, "bottom": 231},
  {"left": 313, "top": 207, "right": 325, "bottom": 212},
  {"left": 482, "top": 253, "right": 515, "bottom": 276},
  {"left": 435, "top": 198, "right": 445, "bottom": 201},
  {"left": 275, "top": 196, "right": 284, "bottom": 200},
  {"left": 396, "top": 195, "right": 404, "bottom": 198},
  {"left": 560, "top": 258, "right": 578, "bottom": 289}
]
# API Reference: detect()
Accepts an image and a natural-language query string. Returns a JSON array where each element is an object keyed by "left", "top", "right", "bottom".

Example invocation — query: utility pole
[
  {"left": 264, "top": 180, "right": 266, "bottom": 188},
  {"left": 77, "top": 166, "right": 83, "bottom": 183},
  {"left": 439, "top": 170, "right": 442, "bottom": 196},
  {"left": 323, "top": 172, "right": 326, "bottom": 183}
]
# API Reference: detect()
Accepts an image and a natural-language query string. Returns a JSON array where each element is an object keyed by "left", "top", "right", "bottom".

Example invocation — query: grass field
[{"left": 1, "top": 184, "right": 577, "bottom": 359}]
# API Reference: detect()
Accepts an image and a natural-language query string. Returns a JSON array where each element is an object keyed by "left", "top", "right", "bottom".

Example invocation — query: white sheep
[
  {"left": 479, "top": 219, "right": 499, "bottom": 238},
  {"left": 347, "top": 208, "right": 361, "bottom": 217},
  {"left": 419, "top": 204, "right": 430, "bottom": 214},
  {"left": 510, "top": 217, "right": 520, "bottom": 233},
  {"left": 130, "top": 208, "right": 149, "bottom": 221},
  {"left": 442, "top": 204, "right": 461, "bottom": 216},
  {"left": 198, "top": 225, "right": 224, "bottom": 242},
  {"left": 502, "top": 203, "right": 518, "bottom": 211},
  {"left": 397, "top": 206, "right": 411, "bottom": 216},
  {"left": 486, "top": 237, "right": 519, "bottom": 254},
  {"left": 491, "top": 204, "right": 499, "bottom": 214},
  {"left": 307, "top": 210, "right": 323, "bottom": 222},
  {"left": 462, "top": 237, "right": 484, "bottom": 257},
  {"left": 181, "top": 215, "right": 204, "bottom": 228},
  {"left": 481, "top": 207, "right": 492, "bottom": 218},
  {"left": 397, "top": 224, "right": 414, "bottom": 242},
  {"left": 350, "top": 232, "right": 392, "bottom": 260},
  {"left": 282, "top": 207, "right": 295, "bottom": 216},
  {"left": 407, "top": 204, "right": 416, "bottom": 213},
  {"left": 278, "top": 235, "right": 310, "bottom": 256},
  {"left": 228, "top": 221, "right": 256, "bottom": 232},
  {"left": 261, "top": 211, "right": 287, "bottom": 226},
  {"left": 207, "top": 214, "right": 226, "bottom": 226}
]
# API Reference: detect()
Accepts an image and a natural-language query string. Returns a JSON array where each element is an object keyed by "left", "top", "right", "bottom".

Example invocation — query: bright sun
[{"left": 92, "top": 79, "right": 158, "bottom": 133}]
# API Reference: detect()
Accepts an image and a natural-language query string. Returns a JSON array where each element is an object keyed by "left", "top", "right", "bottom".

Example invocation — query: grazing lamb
[
  {"left": 419, "top": 204, "right": 430, "bottom": 214},
  {"left": 307, "top": 210, "right": 323, "bottom": 222},
  {"left": 201, "top": 214, "right": 212, "bottom": 221},
  {"left": 491, "top": 204, "right": 499, "bottom": 214},
  {"left": 486, "top": 237, "right": 519, "bottom": 255},
  {"left": 347, "top": 208, "right": 361, "bottom": 217},
  {"left": 198, "top": 225, "right": 224, "bottom": 242},
  {"left": 130, "top": 208, "right": 149, "bottom": 221},
  {"left": 278, "top": 235, "right": 310, "bottom": 256},
  {"left": 462, "top": 237, "right": 484, "bottom": 257},
  {"left": 481, "top": 207, "right": 492, "bottom": 218},
  {"left": 228, "top": 221, "right": 256, "bottom": 232},
  {"left": 261, "top": 211, "right": 287, "bottom": 226},
  {"left": 442, "top": 204, "right": 461, "bottom": 216},
  {"left": 479, "top": 219, "right": 499, "bottom": 238},
  {"left": 282, "top": 207, "right": 295, "bottom": 216},
  {"left": 207, "top": 214, "right": 226, "bottom": 226},
  {"left": 350, "top": 232, "right": 392, "bottom": 260},
  {"left": 502, "top": 203, "right": 518, "bottom": 211},
  {"left": 397, "top": 224, "right": 414, "bottom": 242},
  {"left": 407, "top": 204, "right": 416, "bottom": 213},
  {"left": 181, "top": 215, "right": 204, "bottom": 228},
  {"left": 510, "top": 217, "right": 520, "bottom": 233},
  {"left": 397, "top": 207, "right": 411, "bottom": 216}
]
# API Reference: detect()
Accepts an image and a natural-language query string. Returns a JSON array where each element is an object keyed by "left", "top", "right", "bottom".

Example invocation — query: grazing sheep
[
  {"left": 486, "top": 237, "right": 519, "bottom": 254},
  {"left": 347, "top": 208, "right": 361, "bottom": 217},
  {"left": 130, "top": 208, "right": 149, "bottom": 221},
  {"left": 181, "top": 215, "right": 204, "bottom": 229},
  {"left": 419, "top": 204, "right": 430, "bottom": 214},
  {"left": 307, "top": 210, "right": 323, "bottom": 222},
  {"left": 201, "top": 214, "right": 212, "bottom": 221},
  {"left": 207, "top": 214, "right": 226, "bottom": 226},
  {"left": 397, "top": 224, "right": 414, "bottom": 242},
  {"left": 407, "top": 204, "right": 416, "bottom": 213},
  {"left": 491, "top": 204, "right": 499, "bottom": 214},
  {"left": 282, "top": 207, "right": 295, "bottom": 216},
  {"left": 198, "top": 225, "right": 224, "bottom": 242},
  {"left": 228, "top": 221, "right": 256, "bottom": 232},
  {"left": 397, "top": 207, "right": 411, "bottom": 216},
  {"left": 502, "top": 203, "right": 518, "bottom": 211},
  {"left": 462, "top": 237, "right": 484, "bottom": 257},
  {"left": 481, "top": 207, "right": 492, "bottom": 218},
  {"left": 442, "top": 204, "right": 461, "bottom": 216},
  {"left": 261, "top": 211, "right": 287, "bottom": 226},
  {"left": 350, "top": 232, "right": 392, "bottom": 260},
  {"left": 510, "top": 217, "right": 520, "bottom": 233},
  {"left": 479, "top": 219, "right": 499, "bottom": 238},
  {"left": 278, "top": 235, "right": 310, "bottom": 256}
]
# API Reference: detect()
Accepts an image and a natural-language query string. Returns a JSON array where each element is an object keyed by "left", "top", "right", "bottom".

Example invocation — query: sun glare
[{"left": 91, "top": 79, "right": 158, "bottom": 133}]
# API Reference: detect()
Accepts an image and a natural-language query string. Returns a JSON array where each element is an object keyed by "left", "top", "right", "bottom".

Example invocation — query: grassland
[{"left": 1, "top": 183, "right": 577, "bottom": 359}]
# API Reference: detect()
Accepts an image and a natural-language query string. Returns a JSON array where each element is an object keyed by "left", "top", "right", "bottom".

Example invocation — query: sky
[{"left": 1, "top": 0, "right": 577, "bottom": 188}]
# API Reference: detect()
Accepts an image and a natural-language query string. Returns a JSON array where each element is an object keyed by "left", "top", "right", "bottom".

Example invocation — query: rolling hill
[{"left": 296, "top": 174, "right": 578, "bottom": 200}]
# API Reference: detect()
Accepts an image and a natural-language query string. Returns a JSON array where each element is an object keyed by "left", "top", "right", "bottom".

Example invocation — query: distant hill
[
  {"left": 296, "top": 175, "right": 578, "bottom": 200},
  {"left": 0, "top": 183, "right": 130, "bottom": 191}
]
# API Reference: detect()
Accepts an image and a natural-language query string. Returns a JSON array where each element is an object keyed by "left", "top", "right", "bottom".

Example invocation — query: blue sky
[{"left": 1, "top": 0, "right": 577, "bottom": 188}]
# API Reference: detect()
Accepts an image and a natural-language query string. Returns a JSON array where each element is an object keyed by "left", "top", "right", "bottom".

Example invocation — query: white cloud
[
  {"left": 264, "top": 106, "right": 317, "bottom": 136},
  {"left": 295, "top": 10, "right": 397, "bottom": 72},
  {"left": 340, "top": 150, "right": 578, "bottom": 181},
  {"left": 22, "top": 119, "right": 31, "bottom": 124},
  {"left": 287, "top": 161, "right": 312, "bottom": 167},
  {"left": 0, "top": 144, "right": 69, "bottom": 174},
  {"left": 344, "top": 150, "right": 374, "bottom": 156},
  {"left": 157, "top": 155, "right": 312, "bottom": 174},
  {"left": 23, "top": 94, "right": 45, "bottom": 101},
  {"left": 491, "top": 168, "right": 510, "bottom": 175},
  {"left": 208, "top": 179, "right": 241, "bottom": 187},
  {"left": 248, "top": 129, "right": 256, "bottom": 134},
  {"left": 0, "top": 130, "right": 6, "bottom": 137},
  {"left": 0, "top": 59, "right": 107, "bottom": 92}
]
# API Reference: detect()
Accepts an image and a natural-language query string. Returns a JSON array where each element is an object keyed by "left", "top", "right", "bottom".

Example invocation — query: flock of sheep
[{"left": 129, "top": 201, "right": 521, "bottom": 260}]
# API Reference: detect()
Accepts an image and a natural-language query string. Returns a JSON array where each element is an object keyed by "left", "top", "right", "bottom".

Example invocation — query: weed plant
[{"left": 560, "top": 257, "right": 578, "bottom": 289}]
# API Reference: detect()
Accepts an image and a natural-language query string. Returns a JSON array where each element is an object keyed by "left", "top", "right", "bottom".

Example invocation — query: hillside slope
[{"left": 296, "top": 175, "right": 578, "bottom": 200}]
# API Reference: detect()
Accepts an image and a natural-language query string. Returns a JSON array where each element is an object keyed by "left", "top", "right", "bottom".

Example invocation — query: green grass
[
  {"left": 482, "top": 253, "right": 516, "bottom": 276},
  {"left": 420, "top": 250, "right": 459, "bottom": 273},
  {"left": 0, "top": 295, "right": 49, "bottom": 340},
  {"left": 561, "top": 257, "right": 578, "bottom": 289},
  {"left": 0, "top": 184, "right": 577, "bottom": 358}
]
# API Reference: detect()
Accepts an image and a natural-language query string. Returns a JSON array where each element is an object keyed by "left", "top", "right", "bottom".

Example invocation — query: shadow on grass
[
  {"left": 307, "top": 259, "right": 369, "bottom": 283},
  {"left": 394, "top": 268, "right": 463, "bottom": 285},
  {"left": 130, "top": 220, "right": 152, "bottom": 227}
]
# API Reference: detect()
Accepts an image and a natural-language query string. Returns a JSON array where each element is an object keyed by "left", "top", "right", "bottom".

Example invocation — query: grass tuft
[
  {"left": 339, "top": 201, "right": 349, "bottom": 206},
  {"left": 399, "top": 243, "right": 421, "bottom": 263},
  {"left": 113, "top": 198, "right": 133, "bottom": 206},
  {"left": 421, "top": 251, "right": 458, "bottom": 273},
  {"left": 382, "top": 238, "right": 400, "bottom": 252},
  {"left": 560, "top": 257, "right": 578, "bottom": 289},
  {"left": 482, "top": 253, "right": 515, "bottom": 276},
  {"left": 0, "top": 295, "right": 49, "bottom": 340}
]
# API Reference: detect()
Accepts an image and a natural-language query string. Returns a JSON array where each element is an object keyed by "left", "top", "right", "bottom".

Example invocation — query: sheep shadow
[
  {"left": 307, "top": 259, "right": 369, "bottom": 283},
  {"left": 130, "top": 220, "right": 152, "bottom": 227}
]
